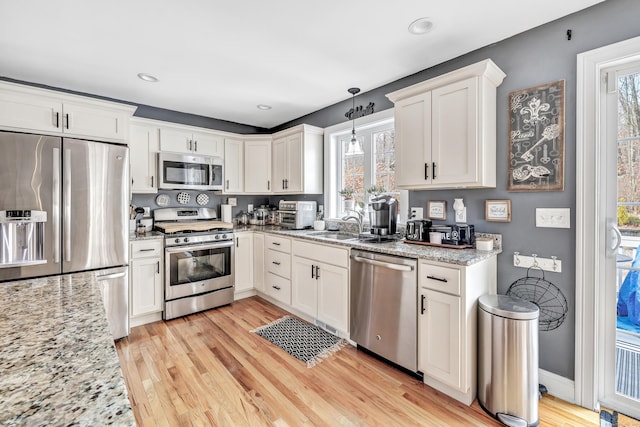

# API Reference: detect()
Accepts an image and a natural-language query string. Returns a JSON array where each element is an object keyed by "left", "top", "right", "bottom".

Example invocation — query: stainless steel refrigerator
[{"left": 0, "top": 131, "right": 130, "bottom": 339}]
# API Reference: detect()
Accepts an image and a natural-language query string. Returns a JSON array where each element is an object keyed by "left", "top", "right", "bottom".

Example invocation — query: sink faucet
[{"left": 342, "top": 209, "right": 365, "bottom": 233}]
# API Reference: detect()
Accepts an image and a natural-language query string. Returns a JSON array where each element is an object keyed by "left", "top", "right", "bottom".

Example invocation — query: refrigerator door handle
[
  {"left": 63, "top": 148, "right": 71, "bottom": 263},
  {"left": 52, "top": 147, "right": 61, "bottom": 264}
]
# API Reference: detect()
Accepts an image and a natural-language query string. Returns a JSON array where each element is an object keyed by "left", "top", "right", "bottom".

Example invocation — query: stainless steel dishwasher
[{"left": 350, "top": 249, "right": 417, "bottom": 372}]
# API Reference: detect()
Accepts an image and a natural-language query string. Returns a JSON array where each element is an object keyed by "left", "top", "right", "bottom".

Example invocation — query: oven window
[
  {"left": 164, "top": 161, "right": 210, "bottom": 186},
  {"left": 169, "top": 247, "right": 230, "bottom": 286}
]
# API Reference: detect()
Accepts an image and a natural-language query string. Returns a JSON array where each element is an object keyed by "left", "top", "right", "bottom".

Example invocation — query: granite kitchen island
[{"left": 0, "top": 272, "right": 134, "bottom": 426}]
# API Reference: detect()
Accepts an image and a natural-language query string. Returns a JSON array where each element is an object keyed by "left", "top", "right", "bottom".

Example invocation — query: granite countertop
[
  {"left": 236, "top": 225, "right": 501, "bottom": 266},
  {"left": 0, "top": 272, "right": 135, "bottom": 426}
]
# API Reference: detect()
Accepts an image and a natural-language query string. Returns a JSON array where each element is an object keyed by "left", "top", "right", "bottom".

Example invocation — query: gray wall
[{"left": 272, "top": 0, "right": 640, "bottom": 380}]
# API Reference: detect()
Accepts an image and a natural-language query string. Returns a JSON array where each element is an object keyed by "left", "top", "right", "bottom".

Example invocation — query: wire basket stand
[{"left": 506, "top": 266, "right": 568, "bottom": 331}]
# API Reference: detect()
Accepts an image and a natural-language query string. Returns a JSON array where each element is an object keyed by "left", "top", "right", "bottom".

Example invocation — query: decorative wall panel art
[{"left": 508, "top": 80, "right": 565, "bottom": 191}]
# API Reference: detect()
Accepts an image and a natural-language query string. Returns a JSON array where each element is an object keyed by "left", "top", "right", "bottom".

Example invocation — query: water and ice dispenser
[{"left": 0, "top": 210, "right": 47, "bottom": 268}]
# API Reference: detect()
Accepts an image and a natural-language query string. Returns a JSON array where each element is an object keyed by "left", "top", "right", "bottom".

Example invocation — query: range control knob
[
  {"left": 183, "top": 237, "right": 189, "bottom": 243},
  {"left": 174, "top": 238, "right": 180, "bottom": 244},
  {"left": 222, "top": 234, "right": 228, "bottom": 240},
  {"left": 214, "top": 234, "right": 221, "bottom": 240}
]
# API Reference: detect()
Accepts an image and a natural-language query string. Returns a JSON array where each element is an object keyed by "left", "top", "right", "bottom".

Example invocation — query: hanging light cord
[{"left": 348, "top": 87, "right": 360, "bottom": 143}]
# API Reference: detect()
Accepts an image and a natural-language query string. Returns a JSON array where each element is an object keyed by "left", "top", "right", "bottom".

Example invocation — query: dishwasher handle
[{"left": 351, "top": 255, "right": 414, "bottom": 272}]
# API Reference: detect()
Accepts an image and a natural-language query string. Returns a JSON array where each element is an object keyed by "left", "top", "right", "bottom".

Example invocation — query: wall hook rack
[{"left": 513, "top": 252, "right": 562, "bottom": 273}]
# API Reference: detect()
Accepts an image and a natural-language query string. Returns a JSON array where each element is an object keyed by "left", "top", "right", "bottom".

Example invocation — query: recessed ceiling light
[
  {"left": 137, "top": 73, "right": 159, "bottom": 83},
  {"left": 408, "top": 18, "right": 434, "bottom": 35},
  {"left": 256, "top": 104, "right": 272, "bottom": 110}
]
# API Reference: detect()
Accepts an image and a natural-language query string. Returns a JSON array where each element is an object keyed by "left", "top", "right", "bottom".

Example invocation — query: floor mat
[{"left": 251, "top": 316, "right": 348, "bottom": 368}]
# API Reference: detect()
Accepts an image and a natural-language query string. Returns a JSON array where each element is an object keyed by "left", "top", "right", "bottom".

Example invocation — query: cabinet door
[
  {"left": 272, "top": 137, "right": 287, "bottom": 192},
  {"left": 0, "top": 90, "right": 61, "bottom": 133},
  {"left": 63, "top": 101, "right": 128, "bottom": 141},
  {"left": 244, "top": 139, "right": 272, "bottom": 193},
  {"left": 253, "top": 233, "right": 265, "bottom": 293},
  {"left": 192, "top": 131, "right": 224, "bottom": 157},
  {"left": 292, "top": 256, "right": 318, "bottom": 318},
  {"left": 159, "top": 127, "right": 194, "bottom": 153},
  {"left": 266, "top": 272, "right": 291, "bottom": 305},
  {"left": 394, "top": 92, "right": 432, "bottom": 188},
  {"left": 130, "top": 257, "right": 163, "bottom": 317},
  {"left": 285, "top": 133, "right": 304, "bottom": 193},
  {"left": 224, "top": 138, "right": 244, "bottom": 193},
  {"left": 431, "top": 77, "right": 478, "bottom": 186},
  {"left": 234, "top": 233, "right": 254, "bottom": 293},
  {"left": 130, "top": 123, "right": 158, "bottom": 193},
  {"left": 317, "top": 262, "right": 349, "bottom": 333},
  {"left": 418, "top": 288, "right": 462, "bottom": 390}
]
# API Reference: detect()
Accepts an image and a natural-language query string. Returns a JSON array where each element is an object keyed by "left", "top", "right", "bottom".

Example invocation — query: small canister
[{"left": 136, "top": 223, "right": 146, "bottom": 236}]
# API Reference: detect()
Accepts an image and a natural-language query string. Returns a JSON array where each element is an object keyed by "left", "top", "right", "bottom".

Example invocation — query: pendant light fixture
[{"left": 346, "top": 87, "right": 363, "bottom": 155}]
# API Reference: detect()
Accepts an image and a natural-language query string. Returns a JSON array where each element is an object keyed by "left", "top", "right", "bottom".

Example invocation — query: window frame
[{"left": 323, "top": 108, "right": 408, "bottom": 223}]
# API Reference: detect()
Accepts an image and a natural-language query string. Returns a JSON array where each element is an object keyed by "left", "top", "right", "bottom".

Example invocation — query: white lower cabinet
[
  {"left": 129, "top": 239, "right": 163, "bottom": 327},
  {"left": 417, "top": 256, "right": 496, "bottom": 405},
  {"left": 234, "top": 232, "right": 254, "bottom": 296},
  {"left": 264, "top": 235, "right": 291, "bottom": 304},
  {"left": 253, "top": 233, "right": 265, "bottom": 293},
  {"left": 291, "top": 239, "right": 349, "bottom": 335}
]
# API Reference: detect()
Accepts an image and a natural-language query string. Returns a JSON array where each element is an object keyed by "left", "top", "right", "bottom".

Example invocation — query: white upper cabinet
[
  {"left": 387, "top": 59, "right": 505, "bottom": 189},
  {"left": 271, "top": 124, "right": 323, "bottom": 194},
  {"left": 158, "top": 124, "right": 224, "bottom": 157},
  {"left": 0, "top": 81, "right": 134, "bottom": 142},
  {"left": 244, "top": 138, "right": 272, "bottom": 194},
  {"left": 129, "top": 119, "right": 159, "bottom": 193},
  {"left": 223, "top": 137, "right": 244, "bottom": 193}
]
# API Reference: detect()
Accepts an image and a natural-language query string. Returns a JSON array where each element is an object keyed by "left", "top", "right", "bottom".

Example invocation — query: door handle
[
  {"left": 424, "top": 163, "right": 429, "bottom": 179},
  {"left": 432, "top": 162, "right": 437, "bottom": 179},
  {"left": 272, "top": 285, "right": 281, "bottom": 290},
  {"left": 95, "top": 272, "right": 126, "bottom": 280},
  {"left": 272, "top": 261, "right": 281, "bottom": 266},
  {"left": 63, "top": 148, "right": 71, "bottom": 262},
  {"left": 64, "top": 113, "right": 70, "bottom": 129},
  {"left": 157, "top": 261, "right": 160, "bottom": 274},
  {"left": 426, "top": 275, "right": 448, "bottom": 283},
  {"left": 421, "top": 294, "right": 426, "bottom": 314},
  {"left": 194, "top": 140, "right": 198, "bottom": 152},
  {"left": 609, "top": 222, "right": 623, "bottom": 256},
  {"left": 139, "top": 248, "right": 155, "bottom": 252},
  {"left": 54, "top": 111, "right": 60, "bottom": 128},
  {"left": 315, "top": 265, "right": 320, "bottom": 279},
  {"left": 151, "top": 176, "right": 154, "bottom": 187},
  {"left": 52, "top": 147, "right": 60, "bottom": 264},
  {"left": 311, "top": 264, "right": 315, "bottom": 279}
]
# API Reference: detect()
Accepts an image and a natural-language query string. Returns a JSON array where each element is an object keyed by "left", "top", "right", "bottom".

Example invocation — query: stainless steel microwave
[{"left": 157, "top": 152, "right": 223, "bottom": 191}]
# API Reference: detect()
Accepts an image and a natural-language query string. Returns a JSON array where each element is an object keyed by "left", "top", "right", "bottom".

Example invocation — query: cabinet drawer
[
  {"left": 131, "top": 240, "right": 163, "bottom": 259},
  {"left": 266, "top": 272, "right": 291, "bottom": 305},
  {"left": 265, "top": 249, "right": 291, "bottom": 279},
  {"left": 419, "top": 262, "right": 461, "bottom": 296},
  {"left": 292, "top": 239, "right": 348, "bottom": 268},
  {"left": 265, "top": 235, "right": 291, "bottom": 253}
]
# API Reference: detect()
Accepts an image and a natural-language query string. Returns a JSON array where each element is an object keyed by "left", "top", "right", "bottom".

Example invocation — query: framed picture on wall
[
  {"left": 427, "top": 200, "right": 446, "bottom": 220},
  {"left": 485, "top": 200, "right": 511, "bottom": 222},
  {"left": 508, "top": 80, "right": 565, "bottom": 192}
]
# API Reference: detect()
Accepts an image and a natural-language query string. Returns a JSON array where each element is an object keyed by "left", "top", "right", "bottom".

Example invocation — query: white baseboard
[{"left": 539, "top": 369, "right": 575, "bottom": 404}]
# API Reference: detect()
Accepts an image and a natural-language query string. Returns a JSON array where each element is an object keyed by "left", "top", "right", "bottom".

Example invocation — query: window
[{"left": 324, "top": 109, "right": 407, "bottom": 222}]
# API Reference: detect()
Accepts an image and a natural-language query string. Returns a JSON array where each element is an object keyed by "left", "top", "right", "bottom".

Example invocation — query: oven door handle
[{"left": 165, "top": 241, "right": 234, "bottom": 253}]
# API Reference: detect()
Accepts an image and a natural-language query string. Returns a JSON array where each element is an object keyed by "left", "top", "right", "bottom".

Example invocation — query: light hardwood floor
[{"left": 116, "top": 296, "right": 600, "bottom": 426}]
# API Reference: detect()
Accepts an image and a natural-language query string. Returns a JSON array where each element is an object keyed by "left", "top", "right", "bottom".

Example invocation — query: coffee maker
[{"left": 368, "top": 195, "right": 397, "bottom": 236}]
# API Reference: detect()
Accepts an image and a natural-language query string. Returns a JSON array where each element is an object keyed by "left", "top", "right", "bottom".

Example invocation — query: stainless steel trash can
[{"left": 478, "top": 294, "right": 540, "bottom": 427}]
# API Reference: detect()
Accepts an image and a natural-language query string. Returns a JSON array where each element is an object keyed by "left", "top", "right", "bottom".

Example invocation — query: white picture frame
[
  {"left": 427, "top": 200, "right": 447, "bottom": 220},
  {"left": 486, "top": 200, "right": 511, "bottom": 222}
]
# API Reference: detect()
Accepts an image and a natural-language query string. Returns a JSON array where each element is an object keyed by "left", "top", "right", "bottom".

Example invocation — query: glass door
[{"left": 600, "top": 63, "right": 640, "bottom": 417}]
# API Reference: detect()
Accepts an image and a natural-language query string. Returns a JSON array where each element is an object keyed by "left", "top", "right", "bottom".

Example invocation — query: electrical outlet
[
  {"left": 410, "top": 207, "right": 423, "bottom": 219},
  {"left": 143, "top": 206, "right": 150, "bottom": 217},
  {"left": 248, "top": 203, "right": 253, "bottom": 212}
]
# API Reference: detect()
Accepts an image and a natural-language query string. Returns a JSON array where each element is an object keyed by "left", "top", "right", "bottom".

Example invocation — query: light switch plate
[
  {"left": 536, "top": 208, "right": 570, "bottom": 228},
  {"left": 227, "top": 197, "right": 237, "bottom": 207},
  {"left": 411, "top": 207, "right": 423, "bottom": 219}
]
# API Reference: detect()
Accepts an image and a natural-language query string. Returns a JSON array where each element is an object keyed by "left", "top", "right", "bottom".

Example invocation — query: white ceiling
[{"left": 0, "top": 1, "right": 604, "bottom": 129}]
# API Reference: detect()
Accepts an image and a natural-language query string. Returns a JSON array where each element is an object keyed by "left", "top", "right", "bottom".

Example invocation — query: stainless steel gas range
[{"left": 154, "top": 208, "right": 234, "bottom": 320}]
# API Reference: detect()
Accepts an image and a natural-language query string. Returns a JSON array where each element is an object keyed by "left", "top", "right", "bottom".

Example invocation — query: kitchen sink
[{"left": 308, "top": 231, "right": 358, "bottom": 241}]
